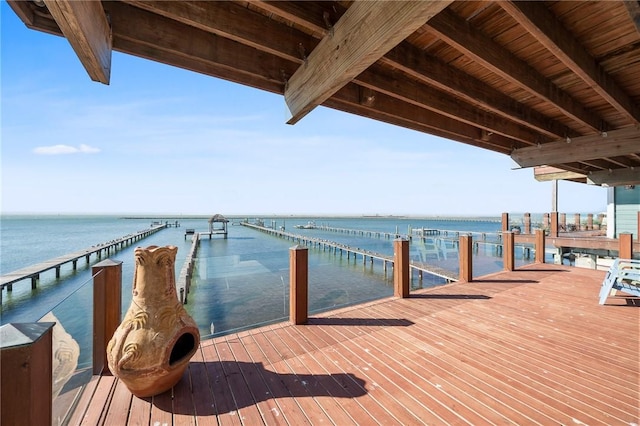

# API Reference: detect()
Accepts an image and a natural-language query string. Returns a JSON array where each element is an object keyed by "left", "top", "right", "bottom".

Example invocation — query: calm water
[{"left": 1, "top": 214, "right": 513, "bottom": 367}]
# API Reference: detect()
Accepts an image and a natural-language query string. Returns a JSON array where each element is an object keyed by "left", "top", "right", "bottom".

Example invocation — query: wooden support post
[
  {"left": 503, "top": 231, "right": 515, "bottom": 271},
  {"left": 393, "top": 239, "right": 410, "bottom": 298},
  {"left": 1, "top": 322, "right": 55, "bottom": 426},
  {"left": 289, "top": 245, "right": 308, "bottom": 325},
  {"left": 587, "top": 214, "right": 594, "bottom": 230},
  {"left": 543, "top": 213, "right": 550, "bottom": 230},
  {"left": 92, "top": 259, "right": 122, "bottom": 375},
  {"left": 535, "top": 229, "right": 546, "bottom": 264},
  {"left": 459, "top": 235, "right": 473, "bottom": 282},
  {"left": 524, "top": 213, "right": 531, "bottom": 234},
  {"left": 619, "top": 233, "right": 633, "bottom": 259},
  {"left": 574, "top": 213, "right": 581, "bottom": 230},
  {"left": 501, "top": 212, "right": 509, "bottom": 232},
  {"left": 550, "top": 212, "right": 559, "bottom": 237},
  {"left": 559, "top": 213, "right": 566, "bottom": 231}
]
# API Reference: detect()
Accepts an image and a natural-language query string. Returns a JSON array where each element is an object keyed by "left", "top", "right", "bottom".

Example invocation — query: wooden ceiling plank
[
  {"left": 43, "top": 0, "right": 111, "bottom": 84},
  {"left": 511, "top": 125, "right": 640, "bottom": 167},
  {"left": 501, "top": 1, "right": 640, "bottom": 126},
  {"left": 427, "top": 8, "right": 604, "bottom": 132},
  {"left": 587, "top": 167, "right": 640, "bottom": 186},
  {"left": 381, "top": 43, "right": 573, "bottom": 140},
  {"left": 284, "top": 1, "right": 452, "bottom": 124}
]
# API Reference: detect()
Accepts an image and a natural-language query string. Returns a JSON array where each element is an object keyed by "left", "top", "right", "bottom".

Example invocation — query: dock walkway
[
  {"left": 243, "top": 223, "right": 458, "bottom": 282},
  {"left": 0, "top": 225, "right": 166, "bottom": 293}
]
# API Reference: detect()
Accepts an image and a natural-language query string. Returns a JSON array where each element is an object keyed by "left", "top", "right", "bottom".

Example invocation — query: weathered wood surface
[{"left": 70, "top": 263, "right": 639, "bottom": 425}]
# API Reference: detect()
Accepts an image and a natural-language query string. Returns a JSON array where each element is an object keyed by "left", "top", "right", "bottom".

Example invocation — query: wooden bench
[{"left": 599, "top": 258, "right": 640, "bottom": 305}]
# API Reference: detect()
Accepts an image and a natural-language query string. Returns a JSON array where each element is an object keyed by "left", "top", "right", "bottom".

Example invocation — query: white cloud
[{"left": 33, "top": 144, "right": 100, "bottom": 155}]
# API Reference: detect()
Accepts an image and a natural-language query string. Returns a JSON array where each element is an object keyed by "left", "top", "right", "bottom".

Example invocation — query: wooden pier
[
  {"left": 0, "top": 225, "right": 166, "bottom": 297},
  {"left": 243, "top": 223, "right": 458, "bottom": 282}
]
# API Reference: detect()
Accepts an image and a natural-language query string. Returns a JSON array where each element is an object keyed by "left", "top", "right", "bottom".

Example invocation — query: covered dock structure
[{"left": 5, "top": 1, "right": 640, "bottom": 424}]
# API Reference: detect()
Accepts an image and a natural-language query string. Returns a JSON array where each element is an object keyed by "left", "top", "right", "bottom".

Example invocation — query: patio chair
[{"left": 599, "top": 258, "right": 640, "bottom": 305}]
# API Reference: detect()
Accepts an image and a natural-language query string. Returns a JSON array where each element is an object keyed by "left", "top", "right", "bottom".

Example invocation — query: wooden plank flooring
[{"left": 69, "top": 263, "right": 639, "bottom": 425}]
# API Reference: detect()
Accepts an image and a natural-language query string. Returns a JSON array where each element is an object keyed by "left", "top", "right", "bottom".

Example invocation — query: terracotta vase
[{"left": 107, "top": 245, "right": 200, "bottom": 397}]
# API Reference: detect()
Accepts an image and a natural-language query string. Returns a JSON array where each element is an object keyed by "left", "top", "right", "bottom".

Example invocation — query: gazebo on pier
[{"left": 207, "top": 214, "right": 229, "bottom": 239}]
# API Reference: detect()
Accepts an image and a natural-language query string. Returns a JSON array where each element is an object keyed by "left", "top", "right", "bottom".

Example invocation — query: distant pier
[
  {"left": 242, "top": 223, "right": 458, "bottom": 282},
  {"left": 0, "top": 224, "right": 166, "bottom": 299}
]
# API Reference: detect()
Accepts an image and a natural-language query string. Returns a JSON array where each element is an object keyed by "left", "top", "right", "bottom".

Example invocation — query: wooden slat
[
  {"left": 501, "top": 1, "right": 640, "bottom": 126},
  {"left": 284, "top": 1, "right": 452, "bottom": 124},
  {"left": 75, "top": 264, "right": 639, "bottom": 425},
  {"left": 42, "top": 0, "right": 111, "bottom": 84},
  {"left": 426, "top": 8, "right": 604, "bottom": 132}
]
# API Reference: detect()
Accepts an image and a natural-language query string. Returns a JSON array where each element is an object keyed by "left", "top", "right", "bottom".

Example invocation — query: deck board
[{"left": 69, "top": 264, "right": 640, "bottom": 425}]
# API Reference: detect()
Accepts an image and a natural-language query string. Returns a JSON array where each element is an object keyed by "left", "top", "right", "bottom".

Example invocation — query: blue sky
[{"left": 1, "top": 3, "right": 606, "bottom": 216}]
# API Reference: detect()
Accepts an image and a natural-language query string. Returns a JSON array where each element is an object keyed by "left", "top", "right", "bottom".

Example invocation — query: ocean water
[{"left": 1, "top": 214, "right": 516, "bottom": 367}]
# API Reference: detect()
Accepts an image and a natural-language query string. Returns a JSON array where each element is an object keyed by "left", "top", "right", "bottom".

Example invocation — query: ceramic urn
[{"left": 107, "top": 245, "right": 200, "bottom": 397}]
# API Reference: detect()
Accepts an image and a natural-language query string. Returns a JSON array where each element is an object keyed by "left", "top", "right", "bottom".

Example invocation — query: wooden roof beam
[
  {"left": 43, "top": 0, "right": 112, "bottom": 84},
  {"left": 356, "top": 64, "right": 539, "bottom": 147},
  {"left": 427, "top": 8, "right": 605, "bottom": 132},
  {"left": 284, "top": 1, "right": 452, "bottom": 124},
  {"left": 511, "top": 125, "right": 640, "bottom": 168},
  {"left": 587, "top": 167, "right": 640, "bottom": 186},
  {"left": 326, "top": 85, "right": 516, "bottom": 154},
  {"left": 380, "top": 43, "right": 573, "bottom": 140},
  {"left": 501, "top": 1, "right": 640, "bottom": 126}
]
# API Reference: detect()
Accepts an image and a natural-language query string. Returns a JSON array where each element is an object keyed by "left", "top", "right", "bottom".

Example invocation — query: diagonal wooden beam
[
  {"left": 43, "top": 0, "right": 112, "bottom": 84},
  {"left": 587, "top": 167, "right": 640, "bottom": 186},
  {"left": 511, "top": 125, "right": 640, "bottom": 168},
  {"left": 427, "top": 8, "right": 605, "bottom": 132},
  {"left": 501, "top": 1, "right": 640, "bottom": 126},
  {"left": 284, "top": 1, "right": 452, "bottom": 125}
]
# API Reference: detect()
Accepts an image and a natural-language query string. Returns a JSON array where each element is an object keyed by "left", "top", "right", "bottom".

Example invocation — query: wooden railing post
[
  {"left": 393, "top": 238, "right": 410, "bottom": 298},
  {"left": 550, "top": 212, "right": 559, "bottom": 237},
  {"left": 501, "top": 212, "right": 509, "bottom": 232},
  {"left": 459, "top": 235, "right": 473, "bottom": 282},
  {"left": 619, "top": 233, "right": 633, "bottom": 259},
  {"left": 92, "top": 259, "right": 122, "bottom": 375},
  {"left": 535, "top": 229, "right": 546, "bottom": 263},
  {"left": 503, "top": 231, "right": 515, "bottom": 271},
  {"left": 574, "top": 213, "right": 581, "bottom": 230},
  {"left": 523, "top": 213, "right": 531, "bottom": 234},
  {"left": 587, "top": 214, "right": 594, "bottom": 230},
  {"left": 1, "top": 322, "right": 55, "bottom": 426},
  {"left": 559, "top": 213, "right": 566, "bottom": 231},
  {"left": 289, "top": 245, "right": 308, "bottom": 325}
]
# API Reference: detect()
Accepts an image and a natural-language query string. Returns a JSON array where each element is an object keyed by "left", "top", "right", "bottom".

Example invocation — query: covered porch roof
[{"left": 8, "top": 0, "right": 640, "bottom": 186}]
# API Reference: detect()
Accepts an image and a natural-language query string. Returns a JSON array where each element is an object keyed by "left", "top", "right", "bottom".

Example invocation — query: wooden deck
[{"left": 70, "top": 263, "right": 639, "bottom": 425}]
